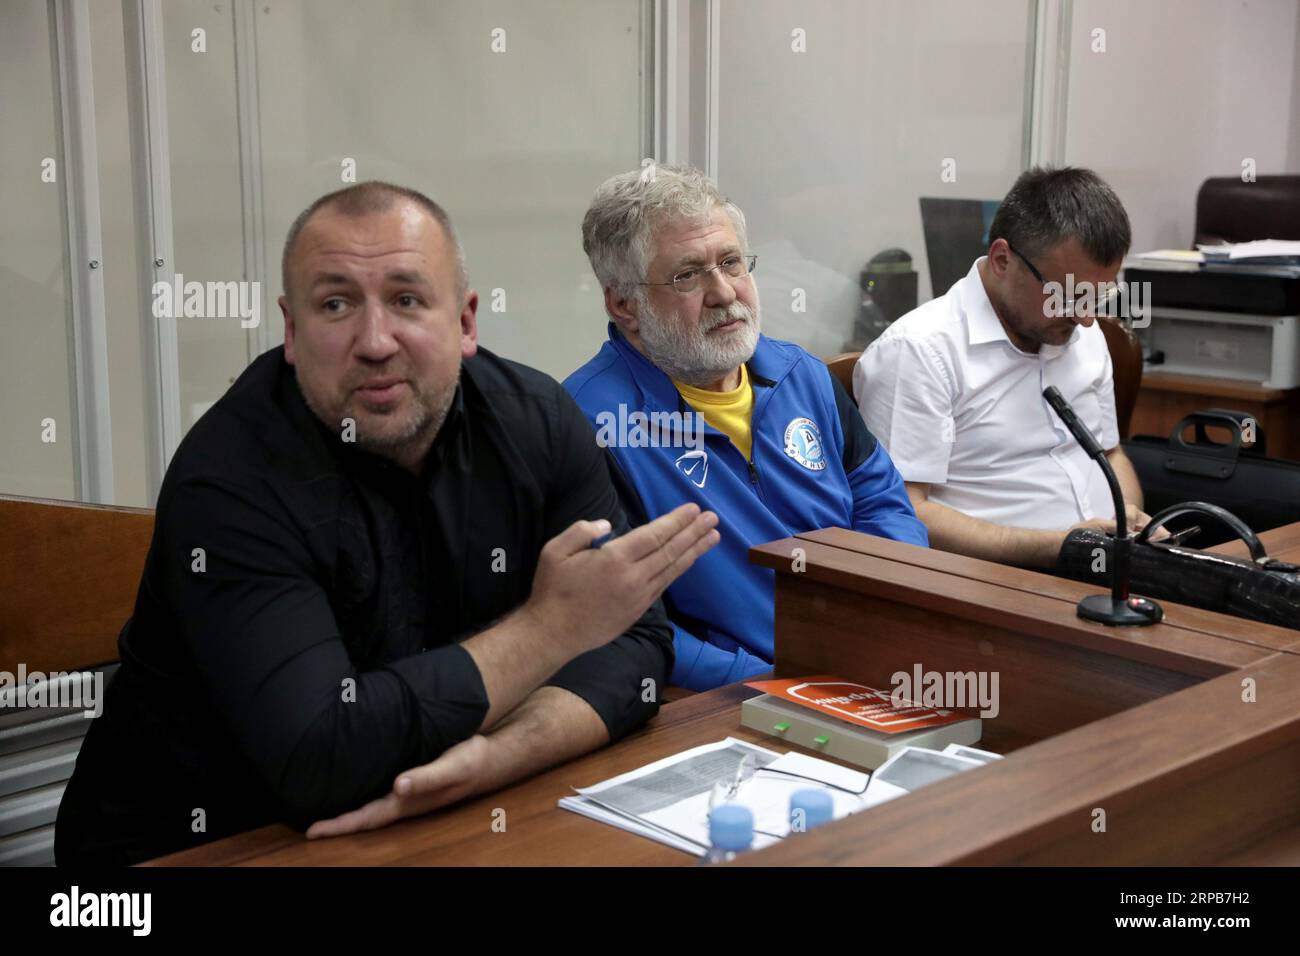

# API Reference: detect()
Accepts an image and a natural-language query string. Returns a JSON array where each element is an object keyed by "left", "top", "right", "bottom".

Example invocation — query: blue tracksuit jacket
[{"left": 564, "top": 324, "right": 928, "bottom": 690}]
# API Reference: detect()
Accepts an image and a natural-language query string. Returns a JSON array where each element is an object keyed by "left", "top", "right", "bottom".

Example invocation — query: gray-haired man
[{"left": 565, "top": 164, "right": 927, "bottom": 691}]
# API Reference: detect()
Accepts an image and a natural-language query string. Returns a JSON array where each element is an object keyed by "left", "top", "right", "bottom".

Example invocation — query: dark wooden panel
[
  {"left": 753, "top": 537, "right": 1281, "bottom": 675},
  {"left": 797, "top": 527, "right": 1300, "bottom": 656},
  {"left": 772, "top": 575, "right": 1203, "bottom": 748},
  {"left": 1219, "top": 822, "right": 1300, "bottom": 866},
  {"left": 1139, "top": 372, "right": 1292, "bottom": 403},
  {"left": 0, "top": 495, "right": 153, "bottom": 673}
]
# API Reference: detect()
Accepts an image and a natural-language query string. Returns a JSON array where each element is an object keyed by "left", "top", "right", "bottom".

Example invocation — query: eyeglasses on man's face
[
  {"left": 640, "top": 254, "right": 758, "bottom": 295},
  {"left": 1006, "top": 242, "right": 1118, "bottom": 318}
]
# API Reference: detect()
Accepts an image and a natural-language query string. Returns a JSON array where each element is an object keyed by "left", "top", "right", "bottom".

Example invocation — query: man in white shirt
[{"left": 855, "top": 167, "right": 1150, "bottom": 568}]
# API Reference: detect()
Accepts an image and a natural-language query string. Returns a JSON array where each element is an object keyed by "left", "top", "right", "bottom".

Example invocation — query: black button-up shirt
[{"left": 56, "top": 346, "right": 672, "bottom": 865}]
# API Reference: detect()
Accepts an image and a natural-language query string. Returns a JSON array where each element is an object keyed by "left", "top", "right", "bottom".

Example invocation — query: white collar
[
  {"left": 960, "top": 257, "right": 1080, "bottom": 359},
  {"left": 960, "top": 258, "right": 1009, "bottom": 347}
]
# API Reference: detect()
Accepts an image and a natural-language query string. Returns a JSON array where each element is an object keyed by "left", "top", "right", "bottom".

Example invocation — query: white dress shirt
[{"left": 853, "top": 258, "right": 1119, "bottom": 530}]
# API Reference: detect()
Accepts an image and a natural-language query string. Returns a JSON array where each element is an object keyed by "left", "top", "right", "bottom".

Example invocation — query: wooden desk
[
  {"left": 1214, "top": 521, "right": 1300, "bottom": 563},
  {"left": 1131, "top": 371, "right": 1300, "bottom": 459},
  {"left": 742, "top": 529, "right": 1300, "bottom": 866},
  {"left": 146, "top": 681, "right": 784, "bottom": 866},
  {"left": 150, "top": 522, "right": 1300, "bottom": 867}
]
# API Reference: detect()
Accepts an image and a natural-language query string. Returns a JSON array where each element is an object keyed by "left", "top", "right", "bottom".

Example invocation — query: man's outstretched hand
[
  {"left": 306, "top": 686, "right": 610, "bottom": 839},
  {"left": 305, "top": 734, "right": 496, "bottom": 839}
]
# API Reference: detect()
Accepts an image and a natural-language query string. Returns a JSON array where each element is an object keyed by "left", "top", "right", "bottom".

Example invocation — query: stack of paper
[
  {"left": 1197, "top": 239, "right": 1300, "bottom": 263},
  {"left": 867, "top": 743, "right": 1000, "bottom": 804},
  {"left": 1124, "top": 249, "right": 1205, "bottom": 272},
  {"left": 559, "top": 738, "right": 1002, "bottom": 857},
  {"left": 560, "top": 738, "right": 875, "bottom": 855}
]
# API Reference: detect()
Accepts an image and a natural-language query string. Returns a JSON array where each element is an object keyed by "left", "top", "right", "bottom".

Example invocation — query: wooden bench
[{"left": 0, "top": 495, "right": 153, "bottom": 866}]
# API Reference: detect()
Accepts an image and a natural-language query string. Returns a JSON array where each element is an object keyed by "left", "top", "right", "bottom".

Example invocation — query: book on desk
[{"left": 741, "top": 675, "right": 983, "bottom": 771}]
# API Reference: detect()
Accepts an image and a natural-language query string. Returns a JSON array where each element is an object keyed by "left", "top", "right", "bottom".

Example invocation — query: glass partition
[
  {"left": 716, "top": 0, "right": 1034, "bottom": 357},
  {"left": 0, "top": 0, "right": 77, "bottom": 500}
]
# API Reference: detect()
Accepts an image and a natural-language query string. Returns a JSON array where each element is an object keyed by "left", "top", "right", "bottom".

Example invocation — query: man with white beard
[{"left": 565, "top": 165, "right": 927, "bottom": 691}]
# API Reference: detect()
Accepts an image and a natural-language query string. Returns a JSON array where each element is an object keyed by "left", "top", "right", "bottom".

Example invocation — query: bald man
[{"left": 56, "top": 182, "right": 717, "bottom": 865}]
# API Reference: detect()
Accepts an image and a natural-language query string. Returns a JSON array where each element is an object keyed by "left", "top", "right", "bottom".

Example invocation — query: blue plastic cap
[
  {"left": 789, "top": 788, "right": 834, "bottom": 830},
  {"left": 709, "top": 804, "right": 755, "bottom": 851}
]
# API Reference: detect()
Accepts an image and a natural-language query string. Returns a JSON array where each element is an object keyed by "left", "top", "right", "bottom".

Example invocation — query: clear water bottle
[
  {"left": 789, "top": 789, "right": 834, "bottom": 833},
  {"left": 702, "top": 804, "right": 754, "bottom": 864}
]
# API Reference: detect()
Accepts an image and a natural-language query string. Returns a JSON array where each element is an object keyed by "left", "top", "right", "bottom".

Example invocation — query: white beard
[{"left": 636, "top": 294, "right": 761, "bottom": 387}]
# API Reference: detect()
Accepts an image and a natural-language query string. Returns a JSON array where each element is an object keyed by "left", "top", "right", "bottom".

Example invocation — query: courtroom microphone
[{"left": 1042, "top": 386, "right": 1163, "bottom": 626}]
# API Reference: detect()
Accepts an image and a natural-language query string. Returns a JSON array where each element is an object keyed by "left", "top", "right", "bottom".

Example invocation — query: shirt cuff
[
  {"left": 546, "top": 645, "right": 662, "bottom": 743},
  {"left": 388, "top": 643, "right": 491, "bottom": 754}
]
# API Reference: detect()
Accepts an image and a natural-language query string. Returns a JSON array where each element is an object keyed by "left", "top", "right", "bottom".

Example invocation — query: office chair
[
  {"left": 1193, "top": 175, "right": 1300, "bottom": 246},
  {"left": 825, "top": 351, "right": 861, "bottom": 401},
  {"left": 1097, "top": 317, "right": 1144, "bottom": 439}
]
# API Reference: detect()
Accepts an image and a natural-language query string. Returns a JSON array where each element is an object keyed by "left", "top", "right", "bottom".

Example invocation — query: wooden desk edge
[
  {"left": 750, "top": 533, "right": 1296, "bottom": 672},
  {"left": 792, "top": 527, "right": 1299, "bottom": 648},
  {"left": 1139, "top": 371, "right": 1291, "bottom": 403}
]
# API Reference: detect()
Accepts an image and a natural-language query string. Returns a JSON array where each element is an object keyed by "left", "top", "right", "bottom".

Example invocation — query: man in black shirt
[{"left": 55, "top": 182, "right": 719, "bottom": 865}]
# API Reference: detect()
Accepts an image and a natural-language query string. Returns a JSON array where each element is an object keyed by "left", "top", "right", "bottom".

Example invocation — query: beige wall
[
  {"left": 252, "top": 0, "right": 647, "bottom": 380},
  {"left": 1066, "top": 0, "right": 1300, "bottom": 253}
]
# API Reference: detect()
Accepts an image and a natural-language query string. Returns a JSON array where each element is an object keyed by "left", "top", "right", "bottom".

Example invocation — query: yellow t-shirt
[{"left": 674, "top": 365, "right": 754, "bottom": 462}]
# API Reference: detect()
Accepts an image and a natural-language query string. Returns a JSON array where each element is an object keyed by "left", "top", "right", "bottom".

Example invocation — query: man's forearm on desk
[
  {"left": 476, "top": 686, "right": 611, "bottom": 791},
  {"left": 912, "top": 497, "right": 1064, "bottom": 568},
  {"left": 305, "top": 686, "right": 610, "bottom": 838}
]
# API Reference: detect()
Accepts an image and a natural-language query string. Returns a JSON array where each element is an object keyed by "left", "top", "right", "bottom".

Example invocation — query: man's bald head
[{"left": 281, "top": 181, "right": 467, "bottom": 304}]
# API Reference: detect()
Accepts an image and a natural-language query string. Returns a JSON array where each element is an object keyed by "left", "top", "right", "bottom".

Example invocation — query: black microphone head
[
  {"left": 1042, "top": 384, "right": 1105, "bottom": 460},
  {"left": 1042, "top": 385, "right": 1066, "bottom": 411}
]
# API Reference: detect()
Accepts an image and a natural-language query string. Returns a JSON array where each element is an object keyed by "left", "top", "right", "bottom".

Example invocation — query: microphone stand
[{"left": 1043, "top": 386, "right": 1163, "bottom": 626}]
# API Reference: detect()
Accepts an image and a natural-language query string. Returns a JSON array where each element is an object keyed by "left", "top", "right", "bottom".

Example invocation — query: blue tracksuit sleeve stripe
[
  {"left": 830, "top": 370, "right": 877, "bottom": 473},
  {"left": 831, "top": 370, "right": 928, "bottom": 546},
  {"left": 849, "top": 442, "right": 930, "bottom": 545}
]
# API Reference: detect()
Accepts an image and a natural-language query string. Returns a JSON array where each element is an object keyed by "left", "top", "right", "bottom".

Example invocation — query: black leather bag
[
  {"left": 1124, "top": 410, "right": 1300, "bottom": 546},
  {"left": 1056, "top": 501, "right": 1300, "bottom": 630}
]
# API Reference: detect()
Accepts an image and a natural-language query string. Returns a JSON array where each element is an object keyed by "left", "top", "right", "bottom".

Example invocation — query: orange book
[{"left": 745, "top": 675, "right": 969, "bottom": 735}]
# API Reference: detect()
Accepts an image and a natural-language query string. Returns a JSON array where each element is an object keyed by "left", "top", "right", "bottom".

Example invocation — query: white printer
[{"left": 1123, "top": 260, "right": 1300, "bottom": 389}]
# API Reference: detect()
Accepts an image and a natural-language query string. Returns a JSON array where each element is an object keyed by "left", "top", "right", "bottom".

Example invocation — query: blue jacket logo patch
[
  {"left": 783, "top": 417, "right": 826, "bottom": 471},
  {"left": 674, "top": 448, "right": 709, "bottom": 488}
]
